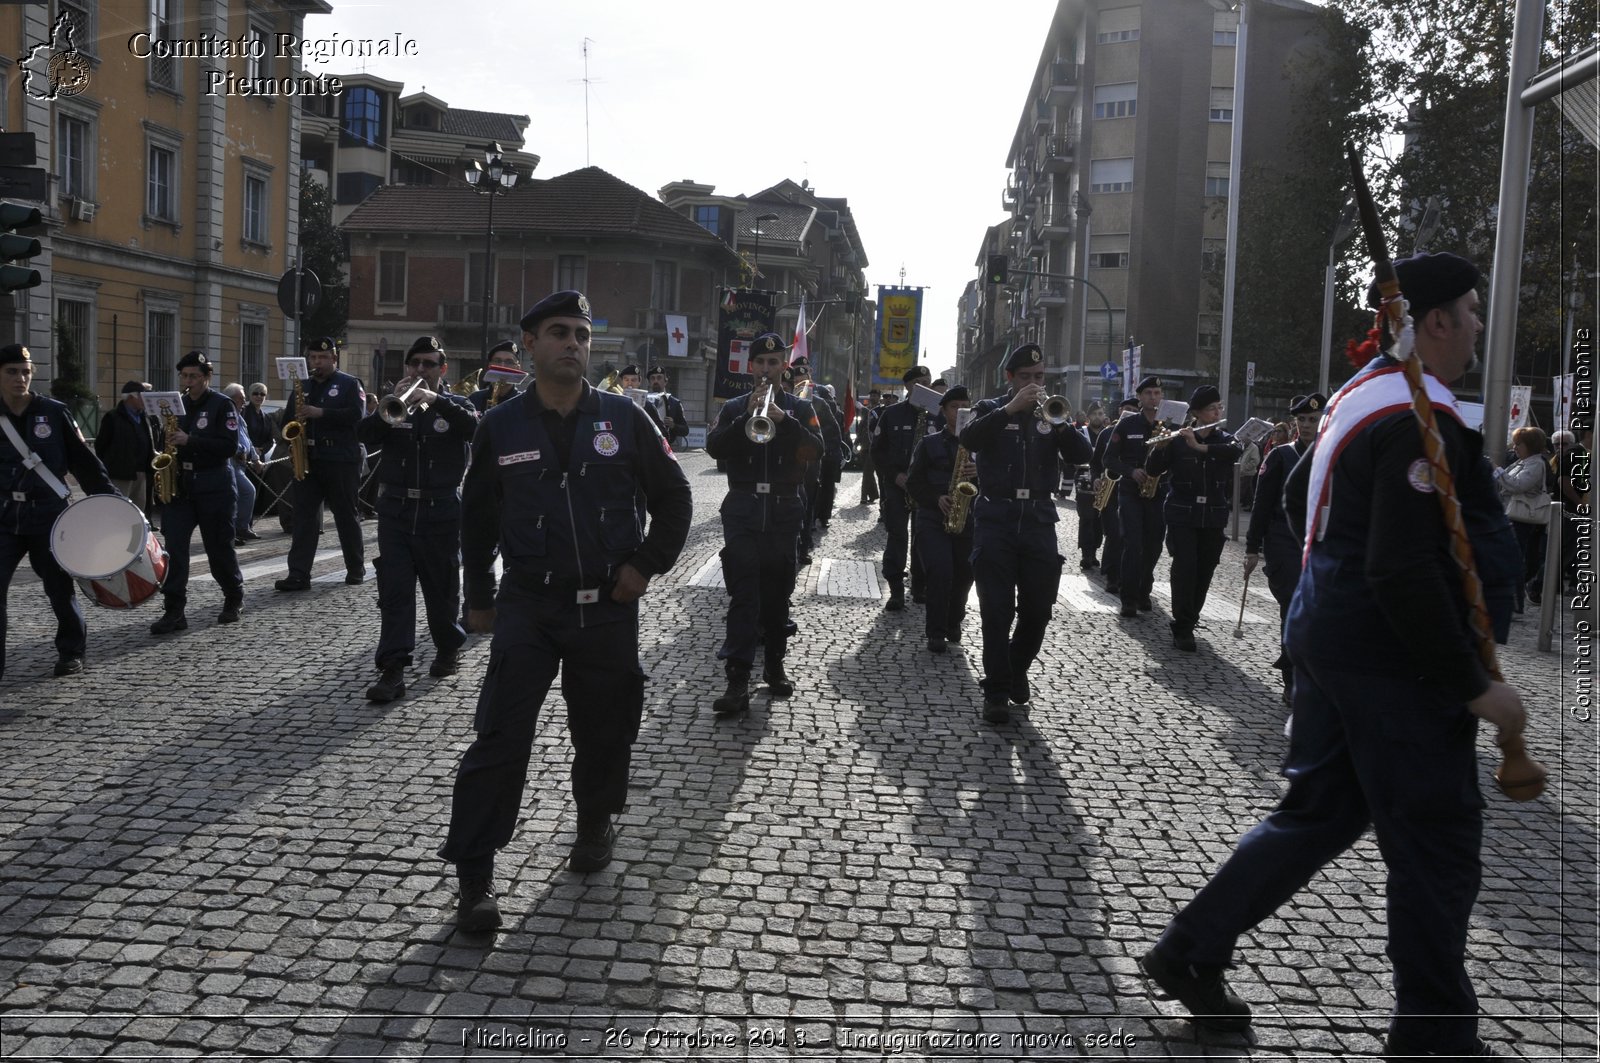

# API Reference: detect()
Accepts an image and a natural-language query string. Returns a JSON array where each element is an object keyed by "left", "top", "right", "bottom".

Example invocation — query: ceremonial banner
[
  {"left": 664, "top": 314, "right": 689, "bottom": 358},
  {"left": 715, "top": 289, "right": 776, "bottom": 399},
  {"left": 874, "top": 287, "right": 922, "bottom": 386}
]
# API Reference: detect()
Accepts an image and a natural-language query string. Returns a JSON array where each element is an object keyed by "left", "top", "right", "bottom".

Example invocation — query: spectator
[
  {"left": 222, "top": 384, "right": 258, "bottom": 543},
  {"left": 95, "top": 381, "right": 158, "bottom": 519},
  {"left": 1495, "top": 426, "right": 1549, "bottom": 613}
]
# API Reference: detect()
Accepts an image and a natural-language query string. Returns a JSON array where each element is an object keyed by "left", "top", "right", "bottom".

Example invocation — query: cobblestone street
[{"left": 0, "top": 452, "right": 1594, "bottom": 1059}]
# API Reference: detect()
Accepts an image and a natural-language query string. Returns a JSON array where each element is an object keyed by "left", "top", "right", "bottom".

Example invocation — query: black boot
[
  {"left": 569, "top": 812, "right": 615, "bottom": 872},
  {"left": 217, "top": 596, "right": 242, "bottom": 625},
  {"left": 367, "top": 662, "right": 406, "bottom": 703},
  {"left": 763, "top": 659, "right": 794, "bottom": 697},
  {"left": 712, "top": 666, "right": 750, "bottom": 716},
  {"left": 429, "top": 647, "right": 458, "bottom": 678},
  {"left": 150, "top": 605, "right": 188, "bottom": 635},
  {"left": 455, "top": 875, "right": 502, "bottom": 932},
  {"left": 885, "top": 580, "right": 906, "bottom": 611}
]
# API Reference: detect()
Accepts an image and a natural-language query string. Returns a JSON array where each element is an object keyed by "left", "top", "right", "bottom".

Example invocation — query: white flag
[
  {"left": 665, "top": 314, "right": 689, "bottom": 358},
  {"left": 790, "top": 297, "right": 810, "bottom": 365}
]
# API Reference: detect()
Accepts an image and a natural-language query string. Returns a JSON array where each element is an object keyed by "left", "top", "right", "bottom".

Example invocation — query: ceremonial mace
[{"left": 1233, "top": 570, "right": 1251, "bottom": 639}]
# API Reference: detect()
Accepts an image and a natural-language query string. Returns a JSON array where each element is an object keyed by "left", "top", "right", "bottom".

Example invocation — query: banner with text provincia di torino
[
  {"left": 714, "top": 289, "right": 777, "bottom": 400},
  {"left": 874, "top": 287, "right": 922, "bottom": 387}
]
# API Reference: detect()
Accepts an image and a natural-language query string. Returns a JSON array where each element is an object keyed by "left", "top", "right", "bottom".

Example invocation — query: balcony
[
  {"left": 1042, "top": 205, "right": 1076, "bottom": 237},
  {"left": 1001, "top": 186, "right": 1017, "bottom": 212},
  {"left": 1036, "top": 283, "right": 1069, "bottom": 308},
  {"left": 1032, "top": 96, "right": 1051, "bottom": 132},
  {"left": 1042, "top": 134, "right": 1076, "bottom": 173},
  {"left": 1049, "top": 61, "right": 1080, "bottom": 98}
]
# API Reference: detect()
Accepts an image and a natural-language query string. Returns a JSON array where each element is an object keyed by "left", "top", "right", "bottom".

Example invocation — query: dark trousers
[
  {"left": 880, "top": 488, "right": 923, "bottom": 593},
  {"left": 799, "top": 473, "right": 820, "bottom": 554},
  {"left": 718, "top": 491, "right": 804, "bottom": 670},
  {"left": 1511, "top": 519, "right": 1545, "bottom": 608},
  {"left": 1101, "top": 496, "right": 1123, "bottom": 587},
  {"left": 1156, "top": 662, "right": 1484, "bottom": 1055},
  {"left": 286, "top": 460, "right": 364, "bottom": 581},
  {"left": 1075, "top": 496, "right": 1103, "bottom": 560},
  {"left": 1165, "top": 523, "right": 1225, "bottom": 634},
  {"left": 1118, "top": 487, "right": 1165, "bottom": 606},
  {"left": 0, "top": 528, "right": 85, "bottom": 679},
  {"left": 1263, "top": 536, "right": 1302, "bottom": 676},
  {"left": 916, "top": 512, "right": 973, "bottom": 642},
  {"left": 374, "top": 515, "right": 467, "bottom": 669},
  {"left": 161, "top": 473, "right": 243, "bottom": 607},
  {"left": 816, "top": 459, "right": 840, "bottom": 525},
  {"left": 860, "top": 454, "right": 879, "bottom": 503},
  {"left": 972, "top": 521, "right": 1063, "bottom": 703},
  {"left": 439, "top": 589, "right": 644, "bottom": 875}
]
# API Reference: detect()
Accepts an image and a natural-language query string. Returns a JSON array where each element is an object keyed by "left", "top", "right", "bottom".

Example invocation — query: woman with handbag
[{"left": 1495, "top": 426, "right": 1550, "bottom": 612}]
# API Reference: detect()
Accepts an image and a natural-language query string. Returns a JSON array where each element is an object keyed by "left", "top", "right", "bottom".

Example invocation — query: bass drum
[{"left": 49, "top": 494, "right": 168, "bottom": 608}]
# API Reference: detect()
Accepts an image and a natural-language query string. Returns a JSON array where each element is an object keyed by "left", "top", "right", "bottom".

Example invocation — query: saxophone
[
  {"left": 944, "top": 442, "right": 978, "bottom": 534},
  {"left": 282, "top": 376, "right": 309, "bottom": 480},
  {"left": 1093, "top": 472, "right": 1119, "bottom": 510},
  {"left": 151, "top": 400, "right": 179, "bottom": 504}
]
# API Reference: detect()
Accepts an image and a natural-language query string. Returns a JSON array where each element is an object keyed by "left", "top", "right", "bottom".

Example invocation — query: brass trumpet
[
  {"left": 1035, "top": 394, "right": 1073, "bottom": 425},
  {"left": 745, "top": 383, "right": 778, "bottom": 444},
  {"left": 378, "top": 376, "right": 431, "bottom": 425}
]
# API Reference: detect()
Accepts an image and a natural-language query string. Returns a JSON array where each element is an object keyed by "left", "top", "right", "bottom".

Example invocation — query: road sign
[
  {"left": 0, "top": 167, "right": 47, "bottom": 201},
  {"left": 1246, "top": 361, "right": 1256, "bottom": 386},
  {"left": 276, "top": 267, "right": 322, "bottom": 319},
  {"left": 1100, "top": 360, "right": 1119, "bottom": 381}
]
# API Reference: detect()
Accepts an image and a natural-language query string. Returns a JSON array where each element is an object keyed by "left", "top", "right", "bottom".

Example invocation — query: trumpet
[
  {"left": 745, "top": 383, "right": 778, "bottom": 444},
  {"left": 1035, "top": 394, "right": 1073, "bottom": 425},
  {"left": 378, "top": 376, "right": 431, "bottom": 425},
  {"left": 793, "top": 378, "right": 815, "bottom": 402}
]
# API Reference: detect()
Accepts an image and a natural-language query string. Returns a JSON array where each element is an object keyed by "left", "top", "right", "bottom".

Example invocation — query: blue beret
[
  {"left": 406, "top": 336, "right": 443, "bottom": 357},
  {"left": 790, "top": 356, "right": 810, "bottom": 370},
  {"left": 1189, "top": 384, "right": 1221, "bottom": 409},
  {"left": 1136, "top": 375, "right": 1161, "bottom": 393},
  {"left": 305, "top": 336, "right": 338, "bottom": 353},
  {"left": 902, "top": 365, "right": 930, "bottom": 384},
  {"left": 0, "top": 344, "right": 31, "bottom": 367},
  {"left": 1289, "top": 393, "right": 1327, "bottom": 415},
  {"left": 1003, "top": 345, "right": 1043, "bottom": 372},
  {"left": 1118, "top": 397, "right": 1140, "bottom": 411},
  {"left": 619, "top": 364, "right": 640, "bottom": 377},
  {"left": 176, "top": 350, "right": 213, "bottom": 374},
  {"left": 521, "top": 290, "right": 593, "bottom": 332},
  {"left": 648, "top": 365, "right": 667, "bottom": 377},
  {"left": 750, "top": 333, "right": 787, "bottom": 357}
]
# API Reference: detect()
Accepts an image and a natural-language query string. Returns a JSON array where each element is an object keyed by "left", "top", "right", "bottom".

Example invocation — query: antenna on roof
[{"left": 582, "top": 38, "right": 596, "bottom": 167}]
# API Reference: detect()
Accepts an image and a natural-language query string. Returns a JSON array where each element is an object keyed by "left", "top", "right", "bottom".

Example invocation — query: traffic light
[
  {"left": 986, "top": 254, "right": 1008, "bottom": 286},
  {"left": 1, "top": 202, "right": 42, "bottom": 293}
]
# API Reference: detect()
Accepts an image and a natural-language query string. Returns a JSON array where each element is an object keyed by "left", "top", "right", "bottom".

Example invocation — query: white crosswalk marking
[
  {"left": 689, "top": 555, "right": 726, "bottom": 589},
  {"left": 816, "top": 558, "right": 881, "bottom": 599}
]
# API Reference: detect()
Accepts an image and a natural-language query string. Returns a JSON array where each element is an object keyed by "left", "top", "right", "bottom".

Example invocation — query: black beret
[
  {"left": 1118, "top": 398, "right": 1140, "bottom": 411},
  {"left": 647, "top": 365, "right": 667, "bottom": 377},
  {"left": 789, "top": 356, "right": 810, "bottom": 370},
  {"left": 750, "top": 333, "right": 787, "bottom": 357},
  {"left": 406, "top": 336, "right": 443, "bottom": 357},
  {"left": 1367, "top": 251, "right": 1480, "bottom": 318},
  {"left": 619, "top": 364, "right": 640, "bottom": 378},
  {"left": 1003, "top": 345, "right": 1043, "bottom": 372},
  {"left": 0, "top": 344, "right": 31, "bottom": 367},
  {"left": 931, "top": 378, "right": 946, "bottom": 388},
  {"left": 121, "top": 380, "right": 152, "bottom": 394},
  {"left": 1289, "top": 393, "right": 1327, "bottom": 415},
  {"left": 1189, "top": 384, "right": 1221, "bottom": 410},
  {"left": 1136, "top": 375, "right": 1161, "bottom": 394},
  {"left": 305, "top": 336, "right": 338, "bottom": 353},
  {"left": 521, "top": 290, "right": 593, "bottom": 332},
  {"left": 902, "top": 364, "right": 930, "bottom": 384},
  {"left": 487, "top": 340, "right": 518, "bottom": 358},
  {"left": 176, "top": 350, "right": 213, "bottom": 374},
  {"left": 939, "top": 385, "right": 970, "bottom": 406}
]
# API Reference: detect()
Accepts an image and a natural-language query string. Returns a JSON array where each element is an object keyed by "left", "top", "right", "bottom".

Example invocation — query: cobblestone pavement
[{"left": 0, "top": 451, "right": 1594, "bottom": 1060}]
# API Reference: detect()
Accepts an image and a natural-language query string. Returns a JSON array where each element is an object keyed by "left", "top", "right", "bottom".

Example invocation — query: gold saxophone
[
  {"left": 282, "top": 376, "right": 309, "bottom": 480},
  {"left": 1139, "top": 419, "right": 1183, "bottom": 498},
  {"left": 944, "top": 443, "right": 978, "bottom": 534},
  {"left": 1093, "top": 472, "right": 1119, "bottom": 510},
  {"left": 151, "top": 400, "right": 179, "bottom": 504}
]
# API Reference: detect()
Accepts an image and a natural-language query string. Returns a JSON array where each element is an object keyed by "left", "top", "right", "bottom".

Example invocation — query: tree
[
  {"left": 50, "top": 319, "right": 97, "bottom": 434},
  {"left": 299, "top": 177, "right": 348, "bottom": 342}
]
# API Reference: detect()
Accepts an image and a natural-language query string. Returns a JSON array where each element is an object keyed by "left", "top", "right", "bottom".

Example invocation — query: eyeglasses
[{"left": 407, "top": 359, "right": 441, "bottom": 369}]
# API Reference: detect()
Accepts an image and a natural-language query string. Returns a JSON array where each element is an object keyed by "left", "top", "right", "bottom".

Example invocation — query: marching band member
[
  {"left": 441, "top": 291, "right": 691, "bottom": 930},
  {"left": 959, "top": 344, "right": 1092, "bottom": 723},
  {"left": 705, "top": 333, "right": 824, "bottom": 716},
  {"left": 468, "top": 342, "right": 524, "bottom": 414},
  {"left": 1104, "top": 375, "right": 1168, "bottom": 618},
  {"left": 1245, "top": 392, "right": 1324, "bottom": 699},
  {"left": 1095, "top": 397, "right": 1138, "bottom": 596},
  {"left": 150, "top": 351, "right": 246, "bottom": 634},
  {"left": 646, "top": 365, "right": 689, "bottom": 449},
  {"left": 787, "top": 357, "right": 840, "bottom": 565},
  {"left": 873, "top": 366, "right": 932, "bottom": 609},
  {"left": 618, "top": 364, "right": 670, "bottom": 438},
  {"left": 1073, "top": 403, "right": 1109, "bottom": 569},
  {"left": 1144, "top": 384, "right": 1242, "bottom": 652},
  {"left": 356, "top": 337, "right": 478, "bottom": 703},
  {"left": 275, "top": 337, "right": 367, "bottom": 591},
  {"left": 906, "top": 386, "right": 976, "bottom": 654},
  {"left": 810, "top": 382, "right": 846, "bottom": 529},
  {"left": 0, "top": 345, "right": 116, "bottom": 680}
]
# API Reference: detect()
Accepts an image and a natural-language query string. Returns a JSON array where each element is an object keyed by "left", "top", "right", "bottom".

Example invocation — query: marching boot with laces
[
  {"left": 367, "top": 662, "right": 406, "bottom": 703},
  {"left": 712, "top": 665, "right": 751, "bottom": 716},
  {"left": 150, "top": 602, "right": 188, "bottom": 635},
  {"left": 885, "top": 580, "right": 906, "bottom": 611},
  {"left": 763, "top": 658, "right": 794, "bottom": 697}
]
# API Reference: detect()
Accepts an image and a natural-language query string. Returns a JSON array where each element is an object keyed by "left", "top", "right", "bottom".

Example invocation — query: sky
[{"left": 301, "top": 0, "right": 1062, "bottom": 372}]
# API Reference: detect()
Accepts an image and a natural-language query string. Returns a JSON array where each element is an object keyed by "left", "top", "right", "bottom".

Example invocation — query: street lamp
[
  {"left": 749, "top": 212, "right": 778, "bottom": 289},
  {"left": 465, "top": 141, "right": 518, "bottom": 359}
]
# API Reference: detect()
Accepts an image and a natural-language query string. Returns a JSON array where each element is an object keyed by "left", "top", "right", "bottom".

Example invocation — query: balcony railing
[
  {"left": 1043, "top": 134, "right": 1076, "bottom": 171},
  {"left": 1049, "top": 61, "right": 1080, "bottom": 94}
]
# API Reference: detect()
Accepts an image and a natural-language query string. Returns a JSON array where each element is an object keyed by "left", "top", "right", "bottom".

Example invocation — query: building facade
[{"left": 1, "top": 0, "right": 331, "bottom": 407}]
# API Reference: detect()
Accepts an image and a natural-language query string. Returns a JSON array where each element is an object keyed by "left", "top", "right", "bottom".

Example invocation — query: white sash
[{"left": 0, "top": 414, "right": 71, "bottom": 500}]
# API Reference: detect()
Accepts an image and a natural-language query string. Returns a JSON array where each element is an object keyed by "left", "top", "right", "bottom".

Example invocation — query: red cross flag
[{"left": 665, "top": 314, "right": 688, "bottom": 358}]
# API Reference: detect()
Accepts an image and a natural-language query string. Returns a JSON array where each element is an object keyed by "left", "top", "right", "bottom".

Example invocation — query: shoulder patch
[{"left": 1407, "top": 457, "right": 1435, "bottom": 493}]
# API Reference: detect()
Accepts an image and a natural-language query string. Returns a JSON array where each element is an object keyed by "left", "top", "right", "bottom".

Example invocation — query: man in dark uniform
[
  {"left": 873, "top": 365, "right": 932, "bottom": 609},
  {"left": 1145, "top": 384, "right": 1242, "bottom": 652},
  {"left": 441, "top": 291, "right": 691, "bottom": 932},
  {"left": 150, "top": 352, "right": 246, "bottom": 634},
  {"left": 0, "top": 344, "right": 117, "bottom": 680},
  {"left": 275, "top": 337, "right": 367, "bottom": 590},
  {"left": 646, "top": 365, "right": 688, "bottom": 449},
  {"left": 1104, "top": 375, "right": 1168, "bottom": 617},
  {"left": 907, "top": 386, "right": 976, "bottom": 653},
  {"left": 788, "top": 356, "right": 840, "bottom": 564},
  {"left": 1245, "top": 392, "right": 1324, "bottom": 698},
  {"left": 96, "top": 380, "right": 158, "bottom": 518},
  {"left": 618, "top": 364, "right": 670, "bottom": 438},
  {"left": 357, "top": 336, "right": 478, "bottom": 703},
  {"left": 959, "top": 343, "right": 1093, "bottom": 723},
  {"left": 1072, "top": 403, "right": 1108, "bottom": 569},
  {"left": 468, "top": 342, "right": 525, "bottom": 414},
  {"left": 1095, "top": 397, "right": 1138, "bottom": 595},
  {"left": 1141, "top": 252, "right": 1527, "bottom": 1059},
  {"left": 857, "top": 391, "right": 882, "bottom": 505},
  {"left": 811, "top": 383, "right": 846, "bottom": 528},
  {"left": 705, "top": 333, "right": 825, "bottom": 716}
]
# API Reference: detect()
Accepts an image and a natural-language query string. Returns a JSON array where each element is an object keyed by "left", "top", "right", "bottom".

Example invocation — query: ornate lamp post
[{"left": 465, "top": 141, "right": 518, "bottom": 359}]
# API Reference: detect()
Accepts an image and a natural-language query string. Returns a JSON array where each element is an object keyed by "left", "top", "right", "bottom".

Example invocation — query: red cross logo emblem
[
  {"left": 1511, "top": 402, "right": 1522, "bottom": 420},
  {"left": 671, "top": 326, "right": 685, "bottom": 344}
]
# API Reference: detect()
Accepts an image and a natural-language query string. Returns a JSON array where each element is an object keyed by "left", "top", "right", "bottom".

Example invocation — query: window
[
  {"left": 1213, "top": 29, "right": 1237, "bottom": 46},
  {"left": 1214, "top": 9, "right": 1238, "bottom": 46},
  {"left": 243, "top": 172, "right": 268, "bottom": 244},
  {"left": 335, "top": 171, "right": 382, "bottom": 205},
  {"left": 1097, "top": 29, "right": 1140, "bottom": 43},
  {"left": 1210, "top": 87, "right": 1234, "bottom": 122},
  {"left": 241, "top": 320, "right": 266, "bottom": 382},
  {"left": 57, "top": 113, "right": 92, "bottom": 199},
  {"left": 58, "top": 1, "right": 97, "bottom": 57},
  {"left": 1198, "top": 315, "right": 1222, "bottom": 351},
  {"left": 1090, "top": 158, "right": 1134, "bottom": 194},
  {"left": 1205, "top": 162, "right": 1231, "bottom": 198},
  {"left": 1097, "top": 6, "right": 1141, "bottom": 44},
  {"left": 378, "top": 251, "right": 406, "bottom": 304},
  {"left": 342, "top": 87, "right": 382, "bottom": 146},
  {"left": 56, "top": 298, "right": 93, "bottom": 390},
  {"left": 247, "top": 24, "right": 270, "bottom": 82},
  {"left": 147, "top": 145, "right": 176, "bottom": 222},
  {"left": 1090, "top": 251, "right": 1129, "bottom": 269},
  {"left": 1093, "top": 83, "right": 1137, "bottom": 119},
  {"left": 1201, "top": 239, "right": 1226, "bottom": 274},
  {"left": 146, "top": 308, "right": 177, "bottom": 390},
  {"left": 1086, "top": 309, "right": 1128, "bottom": 345},
  {"left": 148, "top": 0, "right": 176, "bottom": 90},
  {"left": 652, "top": 261, "right": 677, "bottom": 310},
  {"left": 557, "top": 255, "right": 586, "bottom": 292},
  {"left": 692, "top": 204, "right": 721, "bottom": 236}
]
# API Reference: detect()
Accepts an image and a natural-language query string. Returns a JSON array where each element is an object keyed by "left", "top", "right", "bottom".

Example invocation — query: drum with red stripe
[{"left": 49, "top": 495, "right": 168, "bottom": 608}]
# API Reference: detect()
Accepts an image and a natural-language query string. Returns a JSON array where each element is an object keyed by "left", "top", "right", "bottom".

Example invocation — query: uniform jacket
[
  {"left": 95, "top": 402, "right": 158, "bottom": 479},
  {"left": 1103, "top": 409, "right": 1167, "bottom": 498},
  {"left": 906, "top": 427, "right": 973, "bottom": 535},
  {"left": 871, "top": 398, "right": 928, "bottom": 474},
  {"left": 461, "top": 383, "right": 692, "bottom": 624},
  {"left": 1245, "top": 438, "right": 1308, "bottom": 563},
  {"left": 1, "top": 393, "right": 114, "bottom": 534},
  {"left": 1146, "top": 424, "right": 1243, "bottom": 528},
  {"left": 959, "top": 391, "right": 1093, "bottom": 526},
  {"left": 357, "top": 388, "right": 478, "bottom": 524},
  {"left": 242, "top": 402, "right": 275, "bottom": 453},
  {"left": 283, "top": 370, "right": 365, "bottom": 463},
  {"left": 174, "top": 389, "right": 241, "bottom": 472},
  {"left": 705, "top": 389, "right": 825, "bottom": 489},
  {"left": 808, "top": 393, "right": 844, "bottom": 467}
]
